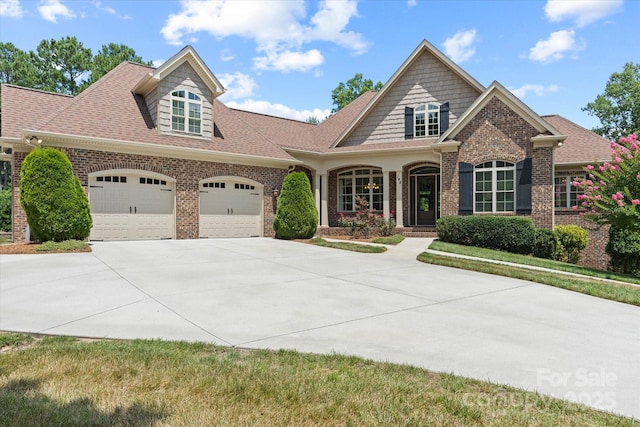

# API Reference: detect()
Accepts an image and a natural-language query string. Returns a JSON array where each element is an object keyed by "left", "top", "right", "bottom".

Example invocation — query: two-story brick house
[{"left": 0, "top": 40, "right": 611, "bottom": 267}]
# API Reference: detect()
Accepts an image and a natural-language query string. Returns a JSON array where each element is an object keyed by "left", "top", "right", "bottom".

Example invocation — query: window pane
[
  {"left": 172, "top": 116, "right": 184, "bottom": 131},
  {"left": 188, "top": 92, "right": 201, "bottom": 101},
  {"left": 172, "top": 100, "right": 184, "bottom": 116},
  {"left": 189, "top": 119, "right": 201, "bottom": 133},
  {"left": 189, "top": 103, "right": 200, "bottom": 119},
  {"left": 172, "top": 90, "right": 185, "bottom": 98}
]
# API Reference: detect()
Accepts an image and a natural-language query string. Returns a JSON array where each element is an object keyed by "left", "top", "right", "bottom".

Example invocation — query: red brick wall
[
  {"left": 440, "top": 97, "right": 553, "bottom": 228},
  {"left": 12, "top": 147, "right": 287, "bottom": 240},
  {"left": 555, "top": 211, "right": 609, "bottom": 270}
]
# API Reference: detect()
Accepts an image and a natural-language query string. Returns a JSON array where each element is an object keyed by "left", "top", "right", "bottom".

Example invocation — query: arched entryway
[{"left": 409, "top": 165, "right": 440, "bottom": 226}]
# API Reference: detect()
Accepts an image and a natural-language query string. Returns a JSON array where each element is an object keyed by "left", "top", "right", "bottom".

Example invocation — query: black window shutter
[
  {"left": 404, "top": 106, "right": 414, "bottom": 139},
  {"left": 458, "top": 162, "right": 474, "bottom": 215},
  {"left": 516, "top": 158, "right": 532, "bottom": 214},
  {"left": 440, "top": 102, "right": 450, "bottom": 134}
]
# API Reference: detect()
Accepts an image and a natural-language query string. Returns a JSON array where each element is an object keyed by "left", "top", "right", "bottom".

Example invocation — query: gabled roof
[
  {"left": 330, "top": 39, "right": 485, "bottom": 148},
  {"left": 439, "top": 80, "right": 564, "bottom": 142},
  {"left": 5, "top": 61, "right": 295, "bottom": 163},
  {"left": 132, "top": 45, "right": 225, "bottom": 98},
  {"left": 543, "top": 114, "right": 612, "bottom": 165}
]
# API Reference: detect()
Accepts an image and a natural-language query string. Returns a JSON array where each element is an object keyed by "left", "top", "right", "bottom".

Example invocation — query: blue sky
[{"left": 1, "top": 0, "right": 637, "bottom": 129}]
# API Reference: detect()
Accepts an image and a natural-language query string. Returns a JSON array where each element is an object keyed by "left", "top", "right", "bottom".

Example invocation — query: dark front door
[{"left": 411, "top": 175, "right": 437, "bottom": 226}]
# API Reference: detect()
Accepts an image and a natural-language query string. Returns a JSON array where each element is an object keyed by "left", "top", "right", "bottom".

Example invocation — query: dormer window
[
  {"left": 171, "top": 90, "right": 201, "bottom": 134},
  {"left": 414, "top": 103, "right": 440, "bottom": 137}
]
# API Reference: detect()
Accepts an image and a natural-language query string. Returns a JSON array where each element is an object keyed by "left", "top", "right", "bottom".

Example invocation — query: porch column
[
  {"left": 382, "top": 170, "right": 390, "bottom": 220},
  {"left": 395, "top": 170, "right": 404, "bottom": 227},
  {"left": 314, "top": 172, "right": 321, "bottom": 225},
  {"left": 319, "top": 173, "right": 329, "bottom": 227}
]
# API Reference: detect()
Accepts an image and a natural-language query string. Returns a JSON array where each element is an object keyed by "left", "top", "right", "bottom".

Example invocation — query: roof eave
[{"left": 19, "top": 129, "right": 298, "bottom": 168}]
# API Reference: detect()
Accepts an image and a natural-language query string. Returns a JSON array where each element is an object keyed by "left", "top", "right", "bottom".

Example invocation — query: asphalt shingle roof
[{"left": 542, "top": 114, "right": 612, "bottom": 165}]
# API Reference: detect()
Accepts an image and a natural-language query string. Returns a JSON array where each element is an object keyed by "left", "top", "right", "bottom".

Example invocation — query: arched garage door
[
  {"left": 199, "top": 177, "right": 263, "bottom": 238},
  {"left": 88, "top": 170, "right": 175, "bottom": 241}
]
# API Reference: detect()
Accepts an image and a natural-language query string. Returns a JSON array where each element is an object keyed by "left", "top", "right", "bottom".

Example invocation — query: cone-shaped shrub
[
  {"left": 20, "top": 147, "right": 92, "bottom": 242},
  {"left": 273, "top": 172, "right": 318, "bottom": 239}
]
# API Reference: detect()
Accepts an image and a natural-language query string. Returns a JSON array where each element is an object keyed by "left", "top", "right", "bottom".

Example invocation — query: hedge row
[{"left": 436, "top": 216, "right": 589, "bottom": 263}]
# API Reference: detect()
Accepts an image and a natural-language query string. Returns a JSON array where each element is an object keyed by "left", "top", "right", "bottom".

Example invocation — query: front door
[{"left": 410, "top": 175, "right": 438, "bottom": 226}]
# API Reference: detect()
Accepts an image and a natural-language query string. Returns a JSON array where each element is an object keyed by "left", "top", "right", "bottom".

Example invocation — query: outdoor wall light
[
  {"left": 25, "top": 135, "right": 42, "bottom": 145},
  {"left": 273, "top": 189, "right": 280, "bottom": 197}
]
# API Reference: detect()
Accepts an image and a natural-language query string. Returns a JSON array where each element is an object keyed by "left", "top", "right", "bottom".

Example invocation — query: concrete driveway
[{"left": 1, "top": 238, "right": 639, "bottom": 419}]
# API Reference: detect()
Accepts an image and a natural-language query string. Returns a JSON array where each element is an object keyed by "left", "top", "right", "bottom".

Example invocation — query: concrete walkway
[{"left": 1, "top": 237, "right": 639, "bottom": 419}]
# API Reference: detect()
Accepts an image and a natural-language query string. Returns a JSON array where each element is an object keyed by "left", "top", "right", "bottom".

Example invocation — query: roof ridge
[
  {"left": 0, "top": 83, "right": 74, "bottom": 98},
  {"left": 230, "top": 107, "right": 316, "bottom": 125},
  {"left": 543, "top": 114, "right": 609, "bottom": 141}
]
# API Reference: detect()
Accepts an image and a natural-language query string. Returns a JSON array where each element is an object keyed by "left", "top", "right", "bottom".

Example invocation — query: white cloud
[
  {"left": 218, "top": 72, "right": 257, "bottom": 100},
  {"left": 0, "top": 0, "right": 24, "bottom": 17},
  {"left": 254, "top": 49, "right": 324, "bottom": 72},
  {"left": 226, "top": 99, "right": 331, "bottom": 122},
  {"left": 528, "top": 30, "right": 584, "bottom": 63},
  {"left": 220, "top": 49, "right": 234, "bottom": 62},
  {"left": 544, "top": 0, "right": 622, "bottom": 27},
  {"left": 160, "top": 0, "right": 366, "bottom": 72},
  {"left": 510, "top": 84, "right": 559, "bottom": 99},
  {"left": 93, "top": 0, "right": 115, "bottom": 14},
  {"left": 442, "top": 29, "right": 477, "bottom": 63},
  {"left": 407, "top": 0, "right": 417, "bottom": 7},
  {"left": 38, "top": 0, "right": 76, "bottom": 23}
]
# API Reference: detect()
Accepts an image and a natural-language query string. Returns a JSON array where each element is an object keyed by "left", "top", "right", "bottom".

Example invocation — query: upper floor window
[
  {"left": 555, "top": 174, "right": 585, "bottom": 208},
  {"left": 414, "top": 103, "right": 440, "bottom": 137},
  {"left": 338, "top": 168, "right": 383, "bottom": 211},
  {"left": 474, "top": 161, "right": 515, "bottom": 213},
  {"left": 171, "top": 90, "right": 201, "bottom": 134}
]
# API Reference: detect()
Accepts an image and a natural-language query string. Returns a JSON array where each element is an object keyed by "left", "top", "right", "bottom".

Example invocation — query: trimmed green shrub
[
  {"left": 19, "top": 147, "right": 92, "bottom": 242},
  {"left": 606, "top": 225, "right": 640, "bottom": 277},
  {"left": 436, "top": 215, "right": 535, "bottom": 254},
  {"left": 273, "top": 171, "right": 318, "bottom": 239},
  {"left": 554, "top": 224, "right": 588, "bottom": 264},
  {"left": 533, "top": 228, "right": 562, "bottom": 260},
  {"left": 0, "top": 188, "right": 11, "bottom": 232}
]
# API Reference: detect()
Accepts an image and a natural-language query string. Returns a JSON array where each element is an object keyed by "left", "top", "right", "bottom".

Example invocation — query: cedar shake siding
[
  {"left": 156, "top": 62, "right": 214, "bottom": 139},
  {"left": 340, "top": 50, "right": 481, "bottom": 147}
]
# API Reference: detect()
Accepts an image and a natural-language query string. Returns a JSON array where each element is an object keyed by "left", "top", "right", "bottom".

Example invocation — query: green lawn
[
  {"left": 0, "top": 333, "right": 634, "bottom": 426},
  {"left": 372, "top": 234, "right": 405, "bottom": 245},
  {"left": 310, "top": 237, "right": 387, "bottom": 253},
  {"left": 429, "top": 241, "right": 640, "bottom": 285},
  {"left": 418, "top": 251, "right": 640, "bottom": 307},
  {"left": 35, "top": 240, "right": 89, "bottom": 252}
]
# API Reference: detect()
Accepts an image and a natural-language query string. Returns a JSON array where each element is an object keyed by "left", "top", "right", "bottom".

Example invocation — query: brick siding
[{"left": 12, "top": 147, "right": 287, "bottom": 241}]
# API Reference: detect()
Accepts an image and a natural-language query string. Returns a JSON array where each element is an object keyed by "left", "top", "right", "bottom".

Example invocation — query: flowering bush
[
  {"left": 573, "top": 133, "right": 640, "bottom": 232},
  {"left": 337, "top": 196, "right": 396, "bottom": 238}
]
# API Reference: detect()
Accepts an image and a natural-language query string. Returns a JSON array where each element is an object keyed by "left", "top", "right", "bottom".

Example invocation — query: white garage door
[
  {"left": 89, "top": 171, "right": 175, "bottom": 241},
  {"left": 199, "top": 179, "right": 262, "bottom": 238}
]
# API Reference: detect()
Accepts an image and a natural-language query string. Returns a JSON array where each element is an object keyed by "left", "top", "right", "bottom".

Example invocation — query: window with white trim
[
  {"left": 414, "top": 103, "right": 440, "bottom": 137},
  {"left": 474, "top": 161, "right": 515, "bottom": 213},
  {"left": 554, "top": 174, "right": 585, "bottom": 208},
  {"left": 338, "top": 168, "right": 383, "bottom": 211},
  {"left": 171, "top": 90, "right": 201, "bottom": 134}
]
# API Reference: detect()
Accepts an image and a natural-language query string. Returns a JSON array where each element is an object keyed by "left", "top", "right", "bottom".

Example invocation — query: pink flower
[
  {"left": 595, "top": 195, "right": 602, "bottom": 201},
  {"left": 586, "top": 165, "right": 594, "bottom": 170},
  {"left": 615, "top": 156, "right": 623, "bottom": 164},
  {"left": 632, "top": 199, "right": 640, "bottom": 206},
  {"left": 572, "top": 205, "right": 578, "bottom": 211},
  {"left": 617, "top": 200, "right": 624, "bottom": 207}
]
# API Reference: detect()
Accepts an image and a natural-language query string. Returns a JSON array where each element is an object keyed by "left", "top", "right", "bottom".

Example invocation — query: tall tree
[
  {"left": 35, "top": 36, "right": 92, "bottom": 95},
  {"left": 331, "top": 73, "right": 383, "bottom": 112},
  {"left": 84, "top": 43, "right": 151, "bottom": 88},
  {"left": 583, "top": 62, "right": 640, "bottom": 140},
  {"left": 0, "top": 42, "right": 39, "bottom": 88}
]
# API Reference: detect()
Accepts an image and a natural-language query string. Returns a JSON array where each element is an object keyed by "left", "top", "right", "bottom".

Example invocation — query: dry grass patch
[
  {"left": 0, "top": 240, "right": 91, "bottom": 254},
  {"left": 0, "top": 334, "right": 635, "bottom": 426}
]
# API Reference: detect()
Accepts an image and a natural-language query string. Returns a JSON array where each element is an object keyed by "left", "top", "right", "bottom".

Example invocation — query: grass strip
[
  {"left": 35, "top": 240, "right": 89, "bottom": 252},
  {"left": 417, "top": 252, "right": 640, "bottom": 307},
  {"left": 310, "top": 237, "right": 387, "bottom": 253},
  {"left": 0, "top": 334, "right": 635, "bottom": 426},
  {"left": 372, "top": 234, "right": 405, "bottom": 245},
  {"left": 429, "top": 240, "right": 640, "bottom": 285}
]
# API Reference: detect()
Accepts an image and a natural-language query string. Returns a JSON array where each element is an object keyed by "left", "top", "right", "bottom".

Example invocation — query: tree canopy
[
  {"left": 0, "top": 38, "right": 151, "bottom": 96},
  {"left": 583, "top": 62, "right": 640, "bottom": 140},
  {"left": 331, "top": 73, "right": 383, "bottom": 113}
]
